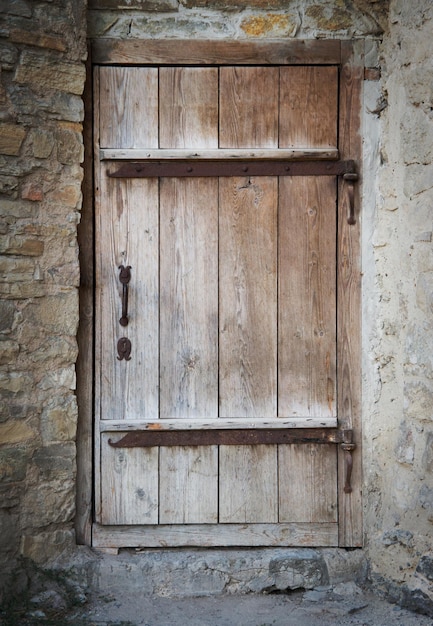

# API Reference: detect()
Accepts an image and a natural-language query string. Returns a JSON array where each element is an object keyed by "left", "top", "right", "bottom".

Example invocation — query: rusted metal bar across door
[
  {"left": 107, "top": 159, "right": 357, "bottom": 179},
  {"left": 107, "top": 428, "right": 353, "bottom": 448}
]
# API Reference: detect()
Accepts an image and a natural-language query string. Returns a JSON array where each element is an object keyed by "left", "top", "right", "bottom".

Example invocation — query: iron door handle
[{"left": 118, "top": 264, "right": 131, "bottom": 327}]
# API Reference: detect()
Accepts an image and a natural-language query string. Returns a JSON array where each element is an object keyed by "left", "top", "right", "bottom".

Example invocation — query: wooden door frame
[{"left": 76, "top": 38, "right": 363, "bottom": 548}]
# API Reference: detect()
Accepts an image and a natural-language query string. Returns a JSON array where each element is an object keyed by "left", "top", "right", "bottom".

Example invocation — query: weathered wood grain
[
  {"left": 99, "top": 67, "right": 158, "bottom": 149},
  {"left": 97, "top": 169, "right": 159, "bottom": 420},
  {"left": 219, "top": 445, "right": 278, "bottom": 523},
  {"left": 100, "top": 434, "right": 159, "bottom": 525},
  {"left": 92, "top": 39, "right": 342, "bottom": 66},
  {"left": 278, "top": 176, "right": 337, "bottom": 418},
  {"left": 279, "top": 66, "right": 338, "bottom": 148},
  {"left": 279, "top": 444, "right": 338, "bottom": 523},
  {"left": 159, "top": 177, "right": 219, "bottom": 417},
  {"left": 93, "top": 522, "right": 338, "bottom": 547},
  {"left": 337, "top": 40, "right": 363, "bottom": 548},
  {"left": 219, "top": 176, "right": 277, "bottom": 417},
  {"left": 159, "top": 446, "right": 218, "bottom": 523},
  {"left": 99, "top": 417, "right": 338, "bottom": 431},
  {"left": 159, "top": 67, "right": 218, "bottom": 149},
  {"left": 220, "top": 67, "right": 279, "bottom": 148},
  {"left": 100, "top": 148, "right": 340, "bottom": 161}
]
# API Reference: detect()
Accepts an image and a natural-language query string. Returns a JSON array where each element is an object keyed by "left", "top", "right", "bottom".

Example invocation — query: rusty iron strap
[
  {"left": 108, "top": 428, "right": 348, "bottom": 448},
  {"left": 107, "top": 160, "right": 357, "bottom": 179}
]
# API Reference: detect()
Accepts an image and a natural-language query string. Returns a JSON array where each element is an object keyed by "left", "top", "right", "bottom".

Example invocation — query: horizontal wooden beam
[
  {"left": 93, "top": 522, "right": 338, "bottom": 548},
  {"left": 100, "top": 417, "right": 338, "bottom": 431},
  {"left": 92, "top": 39, "right": 342, "bottom": 66},
  {"left": 107, "top": 428, "right": 345, "bottom": 448},
  {"left": 100, "top": 148, "right": 339, "bottom": 161},
  {"left": 106, "top": 160, "right": 356, "bottom": 179}
]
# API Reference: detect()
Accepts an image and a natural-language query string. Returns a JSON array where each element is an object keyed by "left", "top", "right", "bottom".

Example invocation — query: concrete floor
[{"left": 69, "top": 586, "right": 432, "bottom": 625}]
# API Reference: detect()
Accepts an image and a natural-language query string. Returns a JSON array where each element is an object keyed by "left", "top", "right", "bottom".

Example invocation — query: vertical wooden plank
[
  {"left": 159, "top": 67, "right": 218, "bottom": 149},
  {"left": 98, "top": 169, "right": 159, "bottom": 420},
  {"left": 99, "top": 67, "right": 158, "bottom": 149},
  {"left": 278, "top": 176, "right": 337, "bottom": 418},
  {"left": 337, "top": 41, "right": 363, "bottom": 547},
  {"left": 159, "top": 446, "right": 218, "bottom": 523},
  {"left": 279, "top": 66, "right": 338, "bottom": 148},
  {"left": 219, "top": 176, "right": 278, "bottom": 418},
  {"left": 100, "top": 434, "right": 159, "bottom": 525},
  {"left": 279, "top": 444, "right": 338, "bottom": 522},
  {"left": 219, "top": 445, "right": 278, "bottom": 523},
  {"left": 159, "top": 177, "right": 218, "bottom": 418},
  {"left": 219, "top": 67, "right": 279, "bottom": 148},
  {"left": 76, "top": 51, "right": 93, "bottom": 544},
  {"left": 94, "top": 66, "right": 103, "bottom": 523}
]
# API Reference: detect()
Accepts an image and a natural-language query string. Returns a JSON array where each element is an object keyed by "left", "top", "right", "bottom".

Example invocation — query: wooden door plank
[
  {"left": 93, "top": 522, "right": 338, "bottom": 547},
  {"left": 98, "top": 168, "right": 159, "bottom": 420},
  {"left": 220, "top": 67, "right": 279, "bottom": 148},
  {"left": 219, "top": 445, "right": 278, "bottom": 523},
  {"left": 159, "top": 177, "right": 219, "bottom": 418},
  {"left": 159, "top": 446, "right": 218, "bottom": 523},
  {"left": 337, "top": 40, "right": 363, "bottom": 548},
  {"left": 92, "top": 39, "right": 342, "bottom": 66},
  {"left": 279, "top": 67, "right": 338, "bottom": 148},
  {"left": 100, "top": 434, "right": 159, "bottom": 525},
  {"left": 99, "top": 67, "right": 158, "bottom": 149},
  {"left": 278, "top": 176, "right": 337, "bottom": 418},
  {"left": 219, "top": 176, "right": 278, "bottom": 418},
  {"left": 159, "top": 67, "right": 218, "bottom": 149},
  {"left": 278, "top": 444, "right": 338, "bottom": 523}
]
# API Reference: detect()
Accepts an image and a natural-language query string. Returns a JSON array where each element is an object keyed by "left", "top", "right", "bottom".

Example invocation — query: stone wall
[
  {"left": 0, "top": 0, "right": 87, "bottom": 597},
  {"left": 1, "top": 0, "right": 433, "bottom": 616}
]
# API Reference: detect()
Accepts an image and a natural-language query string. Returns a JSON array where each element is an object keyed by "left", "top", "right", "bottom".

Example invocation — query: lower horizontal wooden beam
[
  {"left": 92, "top": 522, "right": 338, "bottom": 548},
  {"left": 107, "top": 428, "right": 346, "bottom": 448}
]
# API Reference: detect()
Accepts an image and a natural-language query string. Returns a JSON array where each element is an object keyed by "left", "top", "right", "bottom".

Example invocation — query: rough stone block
[
  {"left": 0, "top": 339, "right": 19, "bottom": 364},
  {"left": 240, "top": 13, "right": 299, "bottom": 37},
  {"left": 0, "top": 174, "right": 19, "bottom": 196},
  {"left": 3, "top": 0, "right": 32, "bottom": 17},
  {"left": 21, "top": 181, "right": 44, "bottom": 202},
  {"left": 0, "top": 447, "right": 28, "bottom": 483},
  {"left": 40, "top": 395, "right": 78, "bottom": 444},
  {"left": 10, "top": 85, "right": 85, "bottom": 123},
  {"left": 0, "top": 300, "right": 16, "bottom": 331},
  {"left": 23, "top": 291, "right": 79, "bottom": 335},
  {"left": 89, "top": 0, "right": 177, "bottom": 9},
  {"left": 0, "top": 235, "right": 44, "bottom": 256},
  {"left": 269, "top": 550, "right": 328, "bottom": 590},
  {"left": 0, "top": 44, "right": 19, "bottom": 70},
  {"left": 0, "top": 124, "right": 26, "bottom": 156},
  {"left": 10, "top": 29, "right": 66, "bottom": 52},
  {"left": 0, "top": 420, "right": 36, "bottom": 445},
  {"left": 0, "top": 199, "right": 37, "bottom": 219},
  {"left": 32, "top": 443, "right": 76, "bottom": 477},
  {"left": 22, "top": 480, "right": 76, "bottom": 528},
  {"left": 29, "top": 129, "right": 54, "bottom": 159},
  {"left": 0, "top": 510, "right": 19, "bottom": 551},
  {"left": 0, "top": 371, "right": 33, "bottom": 396},
  {"left": 56, "top": 128, "right": 84, "bottom": 165},
  {"left": 417, "top": 555, "right": 433, "bottom": 582},
  {"left": 14, "top": 51, "right": 86, "bottom": 96},
  {"left": 20, "top": 529, "right": 76, "bottom": 564},
  {"left": 0, "top": 257, "right": 36, "bottom": 281}
]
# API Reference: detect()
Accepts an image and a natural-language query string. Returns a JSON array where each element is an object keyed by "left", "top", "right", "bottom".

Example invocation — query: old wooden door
[{"left": 92, "top": 40, "right": 362, "bottom": 549}]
